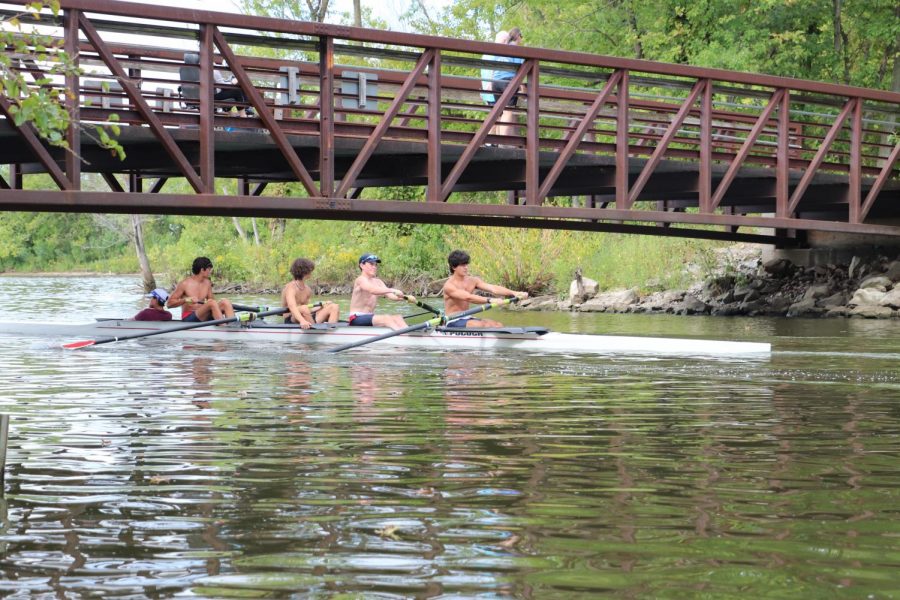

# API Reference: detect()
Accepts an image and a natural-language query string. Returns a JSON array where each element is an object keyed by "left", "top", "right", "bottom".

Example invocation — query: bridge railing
[{"left": 1, "top": 0, "right": 898, "bottom": 238}]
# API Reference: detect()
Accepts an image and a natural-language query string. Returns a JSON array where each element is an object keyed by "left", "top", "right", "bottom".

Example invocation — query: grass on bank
[{"left": 2, "top": 213, "right": 724, "bottom": 296}]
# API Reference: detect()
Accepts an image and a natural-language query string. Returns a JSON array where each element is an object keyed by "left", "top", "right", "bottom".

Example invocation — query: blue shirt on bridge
[{"left": 481, "top": 54, "right": 524, "bottom": 104}]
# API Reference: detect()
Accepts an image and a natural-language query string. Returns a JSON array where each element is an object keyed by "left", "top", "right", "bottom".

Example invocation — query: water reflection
[{"left": 1, "top": 276, "right": 900, "bottom": 596}]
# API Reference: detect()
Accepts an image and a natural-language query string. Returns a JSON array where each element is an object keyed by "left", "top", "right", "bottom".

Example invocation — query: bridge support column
[{"left": 763, "top": 221, "right": 900, "bottom": 267}]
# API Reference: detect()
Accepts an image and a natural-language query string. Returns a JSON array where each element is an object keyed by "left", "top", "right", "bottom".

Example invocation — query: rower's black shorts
[
  {"left": 445, "top": 317, "right": 480, "bottom": 328},
  {"left": 348, "top": 313, "right": 374, "bottom": 326}
]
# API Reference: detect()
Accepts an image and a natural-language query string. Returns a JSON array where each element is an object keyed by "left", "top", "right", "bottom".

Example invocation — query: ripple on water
[{"left": 1, "top": 276, "right": 900, "bottom": 596}]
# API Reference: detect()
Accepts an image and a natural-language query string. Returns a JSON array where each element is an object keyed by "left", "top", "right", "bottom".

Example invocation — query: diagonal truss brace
[
  {"left": 0, "top": 96, "right": 74, "bottom": 190},
  {"left": 628, "top": 78, "right": 706, "bottom": 207},
  {"left": 213, "top": 28, "right": 319, "bottom": 197},
  {"left": 859, "top": 142, "right": 900, "bottom": 223},
  {"left": 537, "top": 71, "right": 624, "bottom": 203},
  {"left": 440, "top": 60, "right": 532, "bottom": 201},
  {"left": 787, "top": 97, "right": 857, "bottom": 216},
  {"left": 710, "top": 87, "right": 786, "bottom": 211},
  {"left": 335, "top": 49, "right": 435, "bottom": 198},
  {"left": 77, "top": 12, "right": 205, "bottom": 193}
]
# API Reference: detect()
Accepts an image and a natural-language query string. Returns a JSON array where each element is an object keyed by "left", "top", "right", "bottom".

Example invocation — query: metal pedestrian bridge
[{"left": 1, "top": 0, "right": 898, "bottom": 245}]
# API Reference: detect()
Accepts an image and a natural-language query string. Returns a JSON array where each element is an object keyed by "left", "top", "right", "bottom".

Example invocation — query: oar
[
  {"left": 234, "top": 301, "right": 324, "bottom": 316},
  {"left": 329, "top": 297, "right": 517, "bottom": 354},
  {"left": 405, "top": 310, "right": 435, "bottom": 320},
  {"left": 232, "top": 303, "right": 264, "bottom": 313},
  {"left": 403, "top": 295, "right": 443, "bottom": 317},
  {"left": 61, "top": 304, "right": 315, "bottom": 350},
  {"left": 178, "top": 300, "right": 265, "bottom": 313}
]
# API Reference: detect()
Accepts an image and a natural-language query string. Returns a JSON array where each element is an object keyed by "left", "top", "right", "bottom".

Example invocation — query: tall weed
[{"left": 446, "top": 227, "right": 566, "bottom": 294}]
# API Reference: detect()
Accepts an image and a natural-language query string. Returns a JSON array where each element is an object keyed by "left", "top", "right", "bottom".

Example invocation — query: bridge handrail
[{"left": 46, "top": 0, "right": 899, "bottom": 105}]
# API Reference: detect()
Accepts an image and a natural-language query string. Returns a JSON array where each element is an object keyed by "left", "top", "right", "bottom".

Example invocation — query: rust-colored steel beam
[
  {"left": 3, "top": 189, "right": 898, "bottom": 238},
  {"left": 426, "top": 50, "right": 441, "bottom": 202},
  {"left": 212, "top": 27, "right": 319, "bottom": 197},
  {"left": 0, "top": 97, "right": 73, "bottom": 190},
  {"left": 64, "top": 9, "right": 81, "bottom": 188},
  {"left": 848, "top": 98, "right": 862, "bottom": 223},
  {"left": 787, "top": 98, "right": 857, "bottom": 216},
  {"left": 199, "top": 25, "right": 214, "bottom": 192},
  {"left": 775, "top": 89, "right": 789, "bottom": 217},
  {"left": 628, "top": 79, "right": 705, "bottom": 206},
  {"left": 319, "top": 36, "right": 334, "bottom": 197},
  {"left": 698, "top": 78, "right": 712, "bottom": 213},
  {"left": 860, "top": 143, "right": 900, "bottom": 223},
  {"left": 710, "top": 88, "right": 786, "bottom": 211},
  {"left": 538, "top": 70, "right": 622, "bottom": 203},
  {"left": 439, "top": 62, "right": 530, "bottom": 201},
  {"left": 77, "top": 12, "right": 205, "bottom": 192},
  {"left": 615, "top": 71, "right": 629, "bottom": 209},
  {"left": 335, "top": 49, "right": 434, "bottom": 198},
  {"left": 524, "top": 59, "right": 539, "bottom": 206}
]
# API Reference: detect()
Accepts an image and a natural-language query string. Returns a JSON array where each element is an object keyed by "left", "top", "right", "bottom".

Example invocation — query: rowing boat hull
[{"left": 0, "top": 319, "right": 771, "bottom": 355}]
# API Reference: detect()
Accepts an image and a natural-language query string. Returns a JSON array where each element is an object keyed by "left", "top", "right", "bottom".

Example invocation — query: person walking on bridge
[
  {"left": 481, "top": 30, "right": 510, "bottom": 140},
  {"left": 490, "top": 27, "right": 525, "bottom": 139}
]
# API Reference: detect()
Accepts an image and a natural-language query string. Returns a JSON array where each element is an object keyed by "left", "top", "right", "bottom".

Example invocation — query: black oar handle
[
  {"left": 403, "top": 295, "right": 443, "bottom": 317},
  {"left": 232, "top": 303, "right": 264, "bottom": 313}
]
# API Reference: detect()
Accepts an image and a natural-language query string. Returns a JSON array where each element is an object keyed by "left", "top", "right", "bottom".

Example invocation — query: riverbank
[
  {"left": 517, "top": 247, "right": 900, "bottom": 319},
  {"left": 7, "top": 246, "right": 899, "bottom": 320}
]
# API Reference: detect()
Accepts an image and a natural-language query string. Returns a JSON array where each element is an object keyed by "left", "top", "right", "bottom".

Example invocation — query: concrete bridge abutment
[{"left": 763, "top": 222, "right": 900, "bottom": 268}]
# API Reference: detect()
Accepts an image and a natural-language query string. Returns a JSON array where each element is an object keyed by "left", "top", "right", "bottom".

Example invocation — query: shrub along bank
[{"left": 0, "top": 213, "right": 726, "bottom": 296}]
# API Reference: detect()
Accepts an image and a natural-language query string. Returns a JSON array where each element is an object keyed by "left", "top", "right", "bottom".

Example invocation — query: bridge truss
[{"left": 1, "top": 0, "right": 898, "bottom": 245}]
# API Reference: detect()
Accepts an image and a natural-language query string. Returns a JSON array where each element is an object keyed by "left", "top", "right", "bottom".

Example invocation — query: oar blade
[{"left": 62, "top": 339, "right": 97, "bottom": 350}]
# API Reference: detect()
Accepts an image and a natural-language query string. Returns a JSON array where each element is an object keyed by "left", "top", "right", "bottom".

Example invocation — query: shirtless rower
[
  {"left": 167, "top": 256, "right": 235, "bottom": 322},
  {"left": 348, "top": 253, "right": 411, "bottom": 330},
  {"left": 281, "top": 257, "right": 339, "bottom": 329},
  {"left": 442, "top": 249, "right": 528, "bottom": 328}
]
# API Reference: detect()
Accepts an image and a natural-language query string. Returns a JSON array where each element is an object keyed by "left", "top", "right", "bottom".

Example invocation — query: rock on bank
[{"left": 517, "top": 251, "right": 900, "bottom": 319}]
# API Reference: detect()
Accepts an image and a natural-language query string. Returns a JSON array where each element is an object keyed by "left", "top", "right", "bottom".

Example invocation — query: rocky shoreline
[{"left": 517, "top": 249, "right": 900, "bottom": 319}]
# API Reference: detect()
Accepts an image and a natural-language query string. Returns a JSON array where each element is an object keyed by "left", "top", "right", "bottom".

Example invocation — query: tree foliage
[
  {"left": 404, "top": 0, "right": 899, "bottom": 89},
  {"left": 0, "top": 1, "right": 124, "bottom": 158}
]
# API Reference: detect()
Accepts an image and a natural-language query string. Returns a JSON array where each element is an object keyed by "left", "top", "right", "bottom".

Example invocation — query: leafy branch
[{"left": 0, "top": 1, "right": 124, "bottom": 161}]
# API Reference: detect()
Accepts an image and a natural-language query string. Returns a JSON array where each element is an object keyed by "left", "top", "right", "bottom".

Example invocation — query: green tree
[
  {"left": 402, "top": 0, "right": 899, "bottom": 89},
  {"left": 0, "top": 1, "right": 124, "bottom": 157}
]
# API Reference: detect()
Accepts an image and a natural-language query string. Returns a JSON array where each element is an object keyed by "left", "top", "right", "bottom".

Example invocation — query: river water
[{"left": 0, "top": 275, "right": 898, "bottom": 598}]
